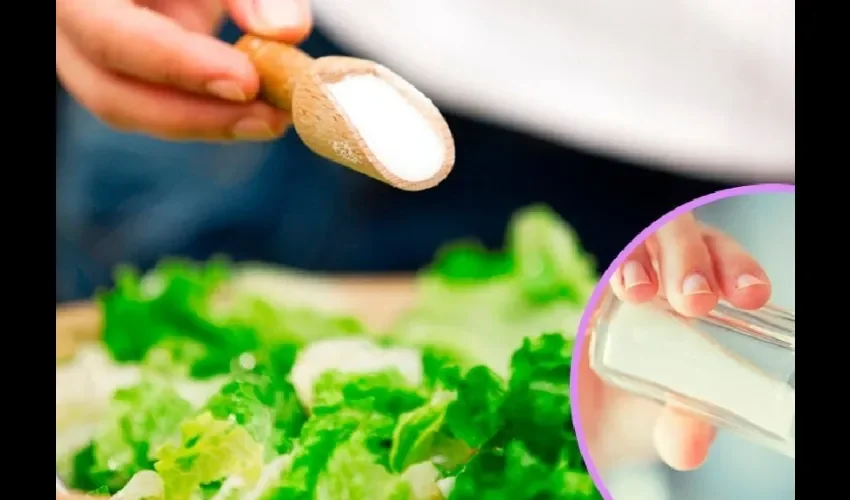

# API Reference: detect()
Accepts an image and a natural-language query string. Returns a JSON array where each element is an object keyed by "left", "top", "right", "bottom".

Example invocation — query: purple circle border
[{"left": 569, "top": 182, "right": 795, "bottom": 499}]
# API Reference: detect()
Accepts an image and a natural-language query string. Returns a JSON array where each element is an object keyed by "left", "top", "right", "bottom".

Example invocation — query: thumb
[{"left": 226, "top": 0, "right": 313, "bottom": 42}]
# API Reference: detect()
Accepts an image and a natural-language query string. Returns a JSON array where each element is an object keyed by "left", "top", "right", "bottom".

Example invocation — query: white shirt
[{"left": 311, "top": 0, "right": 795, "bottom": 182}]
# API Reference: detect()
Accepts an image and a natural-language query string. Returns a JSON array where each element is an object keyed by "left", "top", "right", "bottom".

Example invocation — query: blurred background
[
  {"left": 603, "top": 192, "right": 795, "bottom": 499},
  {"left": 55, "top": 3, "right": 794, "bottom": 498}
]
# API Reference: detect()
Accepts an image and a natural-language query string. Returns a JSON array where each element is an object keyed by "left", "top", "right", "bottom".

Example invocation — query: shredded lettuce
[
  {"left": 153, "top": 412, "right": 265, "bottom": 500},
  {"left": 446, "top": 334, "right": 599, "bottom": 499},
  {"left": 70, "top": 379, "right": 192, "bottom": 494},
  {"left": 391, "top": 205, "right": 593, "bottom": 375},
  {"left": 58, "top": 205, "right": 601, "bottom": 499}
]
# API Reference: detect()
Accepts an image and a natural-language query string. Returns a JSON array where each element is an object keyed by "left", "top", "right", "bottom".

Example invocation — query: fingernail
[
  {"left": 207, "top": 80, "right": 246, "bottom": 102},
  {"left": 231, "top": 118, "right": 276, "bottom": 140},
  {"left": 623, "top": 261, "right": 651, "bottom": 289},
  {"left": 736, "top": 274, "right": 767, "bottom": 290},
  {"left": 255, "top": 0, "right": 303, "bottom": 29},
  {"left": 682, "top": 273, "right": 712, "bottom": 295}
]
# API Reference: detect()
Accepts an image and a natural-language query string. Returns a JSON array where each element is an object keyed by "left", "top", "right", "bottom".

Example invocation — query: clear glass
[{"left": 589, "top": 289, "right": 795, "bottom": 458}]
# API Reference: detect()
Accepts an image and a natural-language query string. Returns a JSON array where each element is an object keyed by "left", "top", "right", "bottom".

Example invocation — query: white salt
[
  {"left": 325, "top": 74, "right": 445, "bottom": 182},
  {"left": 602, "top": 303, "right": 795, "bottom": 438}
]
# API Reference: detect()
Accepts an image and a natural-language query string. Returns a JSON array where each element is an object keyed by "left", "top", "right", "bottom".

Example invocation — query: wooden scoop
[{"left": 235, "top": 35, "right": 455, "bottom": 191}]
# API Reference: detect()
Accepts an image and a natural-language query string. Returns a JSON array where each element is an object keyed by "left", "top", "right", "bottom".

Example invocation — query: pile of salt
[{"left": 325, "top": 75, "right": 445, "bottom": 183}]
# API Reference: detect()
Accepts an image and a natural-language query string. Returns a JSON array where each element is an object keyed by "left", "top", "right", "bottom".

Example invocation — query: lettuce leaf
[
  {"left": 203, "top": 367, "right": 306, "bottom": 456},
  {"left": 392, "top": 206, "right": 594, "bottom": 375},
  {"left": 445, "top": 334, "right": 599, "bottom": 499},
  {"left": 449, "top": 442, "right": 598, "bottom": 500},
  {"left": 153, "top": 412, "right": 265, "bottom": 500},
  {"left": 99, "top": 259, "right": 256, "bottom": 375},
  {"left": 100, "top": 259, "right": 366, "bottom": 379},
  {"left": 77, "top": 379, "right": 193, "bottom": 493}
]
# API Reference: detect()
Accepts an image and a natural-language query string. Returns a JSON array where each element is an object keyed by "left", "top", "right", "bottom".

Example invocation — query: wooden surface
[{"left": 56, "top": 271, "right": 416, "bottom": 498}]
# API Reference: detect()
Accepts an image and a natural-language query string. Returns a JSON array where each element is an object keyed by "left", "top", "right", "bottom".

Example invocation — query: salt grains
[
  {"left": 325, "top": 75, "right": 445, "bottom": 183},
  {"left": 602, "top": 303, "right": 796, "bottom": 438}
]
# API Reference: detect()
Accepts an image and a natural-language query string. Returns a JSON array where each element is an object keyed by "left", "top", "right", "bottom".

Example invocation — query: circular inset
[{"left": 570, "top": 184, "right": 795, "bottom": 500}]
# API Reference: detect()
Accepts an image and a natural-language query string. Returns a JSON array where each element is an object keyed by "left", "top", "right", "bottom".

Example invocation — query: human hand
[
  {"left": 579, "top": 212, "right": 771, "bottom": 472},
  {"left": 56, "top": 0, "right": 312, "bottom": 141},
  {"left": 609, "top": 212, "right": 771, "bottom": 316}
]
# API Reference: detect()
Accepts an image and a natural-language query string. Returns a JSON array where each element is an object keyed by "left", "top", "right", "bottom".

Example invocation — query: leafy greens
[{"left": 57, "top": 205, "right": 601, "bottom": 500}]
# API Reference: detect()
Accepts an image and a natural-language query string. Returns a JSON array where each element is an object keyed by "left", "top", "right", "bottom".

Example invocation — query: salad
[{"left": 55, "top": 205, "right": 602, "bottom": 500}]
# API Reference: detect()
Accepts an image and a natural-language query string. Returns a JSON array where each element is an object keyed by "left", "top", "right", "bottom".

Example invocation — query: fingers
[
  {"left": 653, "top": 213, "right": 719, "bottom": 317},
  {"left": 57, "top": 0, "right": 260, "bottom": 102},
  {"left": 653, "top": 407, "right": 716, "bottom": 471},
  {"left": 610, "top": 243, "right": 658, "bottom": 303},
  {"left": 225, "top": 0, "right": 313, "bottom": 41},
  {"left": 702, "top": 227, "right": 771, "bottom": 309},
  {"left": 57, "top": 30, "right": 290, "bottom": 141},
  {"left": 614, "top": 214, "right": 771, "bottom": 316}
]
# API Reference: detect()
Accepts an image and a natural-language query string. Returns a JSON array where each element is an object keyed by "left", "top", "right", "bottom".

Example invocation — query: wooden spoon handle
[{"left": 234, "top": 35, "right": 315, "bottom": 111}]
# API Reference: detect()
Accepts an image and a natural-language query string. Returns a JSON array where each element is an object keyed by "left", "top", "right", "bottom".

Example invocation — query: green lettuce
[
  {"left": 447, "top": 334, "right": 600, "bottom": 499},
  {"left": 153, "top": 412, "right": 265, "bottom": 500},
  {"left": 73, "top": 379, "right": 193, "bottom": 493},
  {"left": 61, "top": 204, "right": 602, "bottom": 500},
  {"left": 391, "top": 206, "right": 595, "bottom": 375}
]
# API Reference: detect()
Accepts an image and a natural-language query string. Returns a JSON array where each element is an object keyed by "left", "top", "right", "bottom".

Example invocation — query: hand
[
  {"left": 579, "top": 212, "right": 771, "bottom": 472},
  {"left": 609, "top": 212, "right": 771, "bottom": 316},
  {"left": 56, "top": 0, "right": 312, "bottom": 141}
]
